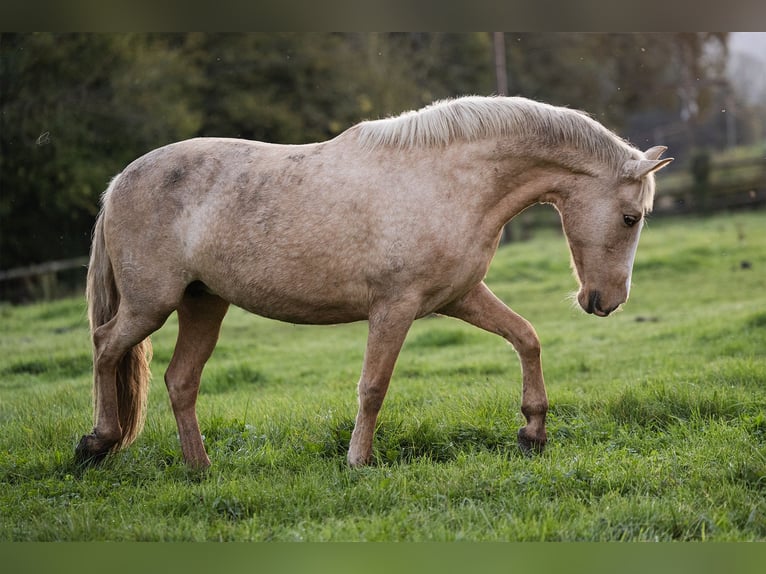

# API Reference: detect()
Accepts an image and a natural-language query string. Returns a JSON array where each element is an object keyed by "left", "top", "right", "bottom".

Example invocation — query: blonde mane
[{"left": 354, "top": 95, "right": 638, "bottom": 170}]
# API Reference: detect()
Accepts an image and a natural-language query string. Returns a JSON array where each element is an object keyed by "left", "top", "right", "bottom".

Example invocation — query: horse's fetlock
[
  {"left": 74, "top": 432, "right": 116, "bottom": 467},
  {"left": 521, "top": 400, "right": 548, "bottom": 419},
  {"left": 347, "top": 440, "right": 373, "bottom": 467},
  {"left": 517, "top": 425, "right": 547, "bottom": 456},
  {"left": 347, "top": 453, "right": 370, "bottom": 468}
]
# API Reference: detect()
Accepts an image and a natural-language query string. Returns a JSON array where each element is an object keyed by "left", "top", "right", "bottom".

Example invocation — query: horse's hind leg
[
  {"left": 439, "top": 282, "right": 548, "bottom": 454},
  {"left": 77, "top": 304, "right": 170, "bottom": 464},
  {"left": 164, "top": 288, "right": 229, "bottom": 468}
]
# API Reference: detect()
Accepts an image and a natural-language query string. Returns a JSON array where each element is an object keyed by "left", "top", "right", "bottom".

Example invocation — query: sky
[
  {"left": 727, "top": 32, "right": 766, "bottom": 105},
  {"left": 729, "top": 32, "right": 766, "bottom": 59}
]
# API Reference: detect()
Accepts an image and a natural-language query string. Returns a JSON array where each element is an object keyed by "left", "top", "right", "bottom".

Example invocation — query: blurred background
[{"left": 1, "top": 32, "right": 764, "bottom": 302}]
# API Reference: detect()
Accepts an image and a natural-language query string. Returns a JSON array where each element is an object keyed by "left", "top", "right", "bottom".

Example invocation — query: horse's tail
[{"left": 86, "top": 176, "right": 152, "bottom": 451}]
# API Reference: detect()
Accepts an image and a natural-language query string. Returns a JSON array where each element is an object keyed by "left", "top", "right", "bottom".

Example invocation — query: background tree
[{"left": 0, "top": 33, "right": 200, "bottom": 269}]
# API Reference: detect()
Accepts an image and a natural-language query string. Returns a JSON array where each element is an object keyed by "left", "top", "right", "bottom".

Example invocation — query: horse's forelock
[{"left": 639, "top": 172, "right": 657, "bottom": 215}]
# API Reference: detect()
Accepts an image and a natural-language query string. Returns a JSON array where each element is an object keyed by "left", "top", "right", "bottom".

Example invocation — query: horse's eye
[{"left": 623, "top": 214, "right": 640, "bottom": 227}]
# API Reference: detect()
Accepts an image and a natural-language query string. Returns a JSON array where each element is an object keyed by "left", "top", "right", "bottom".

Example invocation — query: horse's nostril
[{"left": 586, "top": 290, "right": 600, "bottom": 315}]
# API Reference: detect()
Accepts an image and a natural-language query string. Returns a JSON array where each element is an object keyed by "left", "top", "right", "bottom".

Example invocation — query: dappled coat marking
[{"left": 76, "top": 95, "right": 672, "bottom": 468}]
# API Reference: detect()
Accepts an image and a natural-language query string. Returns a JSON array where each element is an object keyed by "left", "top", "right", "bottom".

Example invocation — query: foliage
[
  {"left": 0, "top": 33, "right": 202, "bottom": 268},
  {"left": 0, "top": 212, "right": 764, "bottom": 541},
  {"left": 503, "top": 33, "right": 728, "bottom": 130}
]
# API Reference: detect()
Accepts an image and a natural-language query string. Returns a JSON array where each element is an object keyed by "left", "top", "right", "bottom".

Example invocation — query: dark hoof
[
  {"left": 74, "top": 434, "right": 112, "bottom": 467},
  {"left": 517, "top": 427, "right": 546, "bottom": 456}
]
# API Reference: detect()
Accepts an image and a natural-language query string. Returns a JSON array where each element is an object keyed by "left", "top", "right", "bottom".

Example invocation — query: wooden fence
[
  {"left": 653, "top": 156, "right": 766, "bottom": 214},
  {"left": 0, "top": 256, "right": 89, "bottom": 303}
]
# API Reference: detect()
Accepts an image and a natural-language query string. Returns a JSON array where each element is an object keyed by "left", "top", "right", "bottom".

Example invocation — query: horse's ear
[
  {"left": 643, "top": 146, "right": 668, "bottom": 160},
  {"left": 622, "top": 154, "right": 674, "bottom": 180}
]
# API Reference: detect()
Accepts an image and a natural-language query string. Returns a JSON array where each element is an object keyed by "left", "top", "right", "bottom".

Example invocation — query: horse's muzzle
[{"left": 583, "top": 290, "right": 619, "bottom": 317}]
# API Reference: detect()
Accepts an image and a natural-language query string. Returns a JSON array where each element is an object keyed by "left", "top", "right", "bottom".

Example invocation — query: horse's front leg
[
  {"left": 347, "top": 302, "right": 416, "bottom": 467},
  {"left": 440, "top": 281, "right": 548, "bottom": 454},
  {"left": 164, "top": 291, "right": 229, "bottom": 469}
]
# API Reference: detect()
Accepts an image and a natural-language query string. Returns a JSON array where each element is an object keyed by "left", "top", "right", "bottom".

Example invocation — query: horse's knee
[
  {"left": 520, "top": 333, "right": 541, "bottom": 360},
  {"left": 358, "top": 381, "right": 388, "bottom": 413},
  {"left": 164, "top": 370, "right": 199, "bottom": 411},
  {"left": 508, "top": 326, "right": 540, "bottom": 362},
  {"left": 496, "top": 312, "right": 540, "bottom": 359}
]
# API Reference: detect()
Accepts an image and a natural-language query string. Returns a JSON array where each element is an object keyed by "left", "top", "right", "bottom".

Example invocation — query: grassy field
[{"left": 1, "top": 211, "right": 765, "bottom": 541}]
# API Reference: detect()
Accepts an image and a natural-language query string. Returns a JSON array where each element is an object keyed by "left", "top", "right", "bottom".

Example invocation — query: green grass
[{"left": 1, "top": 211, "right": 765, "bottom": 541}]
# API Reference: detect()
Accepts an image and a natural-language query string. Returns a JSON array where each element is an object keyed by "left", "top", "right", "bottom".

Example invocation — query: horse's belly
[
  {"left": 239, "top": 299, "right": 369, "bottom": 325},
  {"left": 210, "top": 277, "right": 371, "bottom": 325}
]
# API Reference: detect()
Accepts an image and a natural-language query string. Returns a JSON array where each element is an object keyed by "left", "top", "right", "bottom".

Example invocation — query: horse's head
[{"left": 558, "top": 145, "right": 673, "bottom": 317}]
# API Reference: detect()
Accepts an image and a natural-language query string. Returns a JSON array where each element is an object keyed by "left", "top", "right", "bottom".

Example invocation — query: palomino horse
[{"left": 76, "top": 96, "right": 672, "bottom": 468}]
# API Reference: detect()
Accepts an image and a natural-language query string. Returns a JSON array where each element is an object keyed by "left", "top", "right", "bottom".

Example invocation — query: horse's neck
[{"left": 481, "top": 143, "right": 585, "bottom": 231}]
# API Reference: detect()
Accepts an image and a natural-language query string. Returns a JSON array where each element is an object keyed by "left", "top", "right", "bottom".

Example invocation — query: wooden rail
[
  {"left": 654, "top": 155, "right": 765, "bottom": 214},
  {"left": 0, "top": 256, "right": 89, "bottom": 303},
  {"left": 0, "top": 256, "right": 89, "bottom": 281}
]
